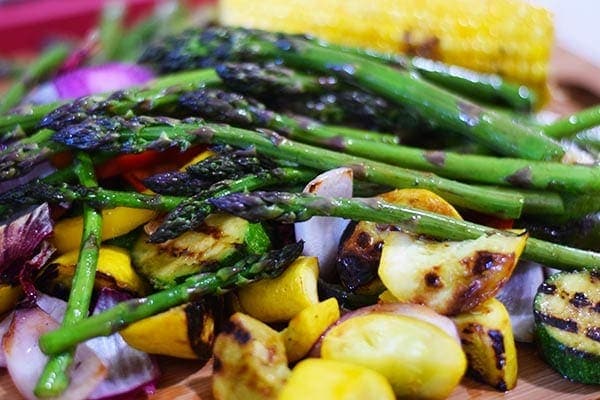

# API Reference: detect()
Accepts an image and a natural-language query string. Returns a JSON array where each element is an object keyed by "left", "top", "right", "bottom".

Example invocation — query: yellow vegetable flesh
[
  {"left": 120, "top": 304, "right": 198, "bottom": 359},
  {"left": 452, "top": 298, "right": 518, "bottom": 391},
  {"left": 279, "top": 358, "right": 395, "bottom": 400},
  {"left": 51, "top": 207, "right": 156, "bottom": 254},
  {"left": 42, "top": 245, "right": 149, "bottom": 296},
  {"left": 0, "top": 285, "right": 22, "bottom": 315},
  {"left": 321, "top": 313, "right": 466, "bottom": 399},
  {"left": 281, "top": 297, "right": 340, "bottom": 363},
  {"left": 237, "top": 256, "right": 319, "bottom": 323}
]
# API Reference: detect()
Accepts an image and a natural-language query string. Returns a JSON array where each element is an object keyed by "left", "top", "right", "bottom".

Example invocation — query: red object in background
[{"left": 0, "top": 0, "right": 210, "bottom": 55}]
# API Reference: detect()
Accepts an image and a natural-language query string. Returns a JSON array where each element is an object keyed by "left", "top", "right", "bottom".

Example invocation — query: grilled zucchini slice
[
  {"left": 534, "top": 270, "right": 600, "bottom": 384},
  {"left": 131, "top": 213, "right": 270, "bottom": 288}
]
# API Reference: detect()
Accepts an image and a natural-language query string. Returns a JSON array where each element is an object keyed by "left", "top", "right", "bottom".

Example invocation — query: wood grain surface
[{"left": 0, "top": 47, "right": 599, "bottom": 400}]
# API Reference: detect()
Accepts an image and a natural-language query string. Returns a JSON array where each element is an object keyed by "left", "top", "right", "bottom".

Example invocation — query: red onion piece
[
  {"left": 0, "top": 204, "right": 54, "bottom": 298},
  {"left": 26, "top": 63, "right": 154, "bottom": 104},
  {"left": 294, "top": 168, "right": 353, "bottom": 280},
  {"left": 0, "top": 292, "right": 67, "bottom": 368},
  {"left": 495, "top": 260, "right": 544, "bottom": 343},
  {"left": 87, "top": 289, "right": 160, "bottom": 400},
  {"left": 2, "top": 307, "right": 107, "bottom": 400}
]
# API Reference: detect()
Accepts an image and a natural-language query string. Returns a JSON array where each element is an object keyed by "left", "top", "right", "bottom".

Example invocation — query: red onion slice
[
  {"left": 2, "top": 307, "right": 107, "bottom": 400},
  {"left": 0, "top": 292, "right": 67, "bottom": 368},
  {"left": 86, "top": 289, "right": 160, "bottom": 400},
  {"left": 26, "top": 63, "right": 154, "bottom": 104},
  {"left": 294, "top": 168, "right": 353, "bottom": 280}
]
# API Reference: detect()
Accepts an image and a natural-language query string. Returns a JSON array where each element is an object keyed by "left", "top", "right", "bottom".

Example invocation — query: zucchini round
[{"left": 533, "top": 270, "right": 600, "bottom": 384}]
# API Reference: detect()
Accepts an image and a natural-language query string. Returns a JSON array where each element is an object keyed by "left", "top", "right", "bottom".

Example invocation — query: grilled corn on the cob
[{"left": 219, "top": 0, "right": 553, "bottom": 96}]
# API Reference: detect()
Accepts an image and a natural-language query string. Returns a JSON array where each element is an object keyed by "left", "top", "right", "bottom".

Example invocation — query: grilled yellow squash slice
[
  {"left": 212, "top": 312, "right": 290, "bottom": 400},
  {"left": 452, "top": 297, "right": 518, "bottom": 391},
  {"left": 237, "top": 256, "right": 320, "bottom": 323},
  {"left": 379, "top": 231, "right": 527, "bottom": 315},
  {"left": 280, "top": 297, "right": 340, "bottom": 363},
  {"left": 120, "top": 297, "right": 222, "bottom": 361},
  {"left": 279, "top": 358, "right": 395, "bottom": 400},
  {"left": 320, "top": 313, "right": 466, "bottom": 399}
]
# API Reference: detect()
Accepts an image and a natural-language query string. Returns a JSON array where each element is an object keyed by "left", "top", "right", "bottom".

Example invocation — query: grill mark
[
  {"left": 356, "top": 232, "right": 372, "bottom": 249},
  {"left": 539, "top": 282, "right": 557, "bottom": 295},
  {"left": 488, "top": 329, "right": 506, "bottom": 370},
  {"left": 461, "top": 251, "right": 512, "bottom": 275},
  {"left": 424, "top": 267, "right": 443, "bottom": 288},
  {"left": 534, "top": 310, "right": 578, "bottom": 333},
  {"left": 222, "top": 320, "right": 251, "bottom": 344},
  {"left": 496, "top": 379, "right": 508, "bottom": 392},
  {"left": 586, "top": 326, "right": 600, "bottom": 342},
  {"left": 570, "top": 292, "right": 591, "bottom": 308}
]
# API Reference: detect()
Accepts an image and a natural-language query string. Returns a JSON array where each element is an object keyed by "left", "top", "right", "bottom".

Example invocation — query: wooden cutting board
[{"left": 0, "top": 47, "right": 599, "bottom": 400}]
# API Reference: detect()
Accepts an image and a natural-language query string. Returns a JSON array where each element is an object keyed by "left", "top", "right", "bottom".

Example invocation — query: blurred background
[{"left": 0, "top": 0, "right": 597, "bottom": 106}]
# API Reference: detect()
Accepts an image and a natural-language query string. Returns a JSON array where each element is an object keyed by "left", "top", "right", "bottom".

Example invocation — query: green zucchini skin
[
  {"left": 533, "top": 270, "right": 600, "bottom": 384},
  {"left": 132, "top": 214, "right": 271, "bottom": 288}
]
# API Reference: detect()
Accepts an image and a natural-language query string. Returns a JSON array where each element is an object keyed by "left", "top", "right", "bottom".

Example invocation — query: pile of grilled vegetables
[{"left": 0, "top": 1, "right": 599, "bottom": 398}]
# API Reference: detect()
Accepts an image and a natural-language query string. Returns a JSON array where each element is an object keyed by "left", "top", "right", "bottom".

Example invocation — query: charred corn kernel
[
  {"left": 379, "top": 189, "right": 462, "bottom": 219},
  {"left": 52, "top": 207, "right": 156, "bottom": 254},
  {"left": 41, "top": 246, "right": 149, "bottom": 296},
  {"left": 121, "top": 304, "right": 197, "bottom": 359},
  {"left": 279, "top": 358, "right": 395, "bottom": 400},
  {"left": 237, "top": 256, "right": 319, "bottom": 323},
  {"left": 321, "top": 313, "right": 466, "bottom": 399},
  {"left": 281, "top": 298, "right": 340, "bottom": 363},
  {"left": 0, "top": 284, "right": 22, "bottom": 315},
  {"left": 219, "top": 0, "right": 553, "bottom": 96},
  {"left": 452, "top": 297, "right": 518, "bottom": 391}
]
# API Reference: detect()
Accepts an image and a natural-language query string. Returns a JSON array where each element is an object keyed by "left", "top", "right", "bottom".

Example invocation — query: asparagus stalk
[
  {"left": 208, "top": 191, "right": 600, "bottom": 271},
  {"left": 543, "top": 105, "right": 600, "bottom": 139},
  {"left": 39, "top": 242, "right": 304, "bottom": 355},
  {"left": 0, "top": 69, "right": 220, "bottom": 181},
  {"left": 0, "top": 102, "right": 60, "bottom": 134},
  {"left": 35, "top": 153, "right": 103, "bottom": 396},
  {"left": 309, "top": 39, "right": 538, "bottom": 112},
  {"left": 50, "top": 116, "right": 525, "bottom": 218},
  {"left": 216, "top": 62, "right": 341, "bottom": 95},
  {"left": 294, "top": 124, "right": 600, "bottom": 195},
  {"left": 139, "top": 27, "right": 563, "bottom": 160},
  {"left": 179, "top": 88, "right": 600, "bottom": 195},
  {"left": 39, "top": 69, "right": 220, "bottom": 131},
  {"left": 0, "top": 44, "right": 69, "bottom": 114},
  {"left": 215, "top": 62, "right": 419, "bottom": 134},
  {"left": 0, "top": 180, "right": 183, "bottom": 214},
  {"left": 0, "top": 129, "right": 62, "bottom": 181},
  {"left": 149, "top": 167, "right": 316, "bottom": 243},
  {"left": 0, "top": 68, "right": 219, "bottom": 135}
]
